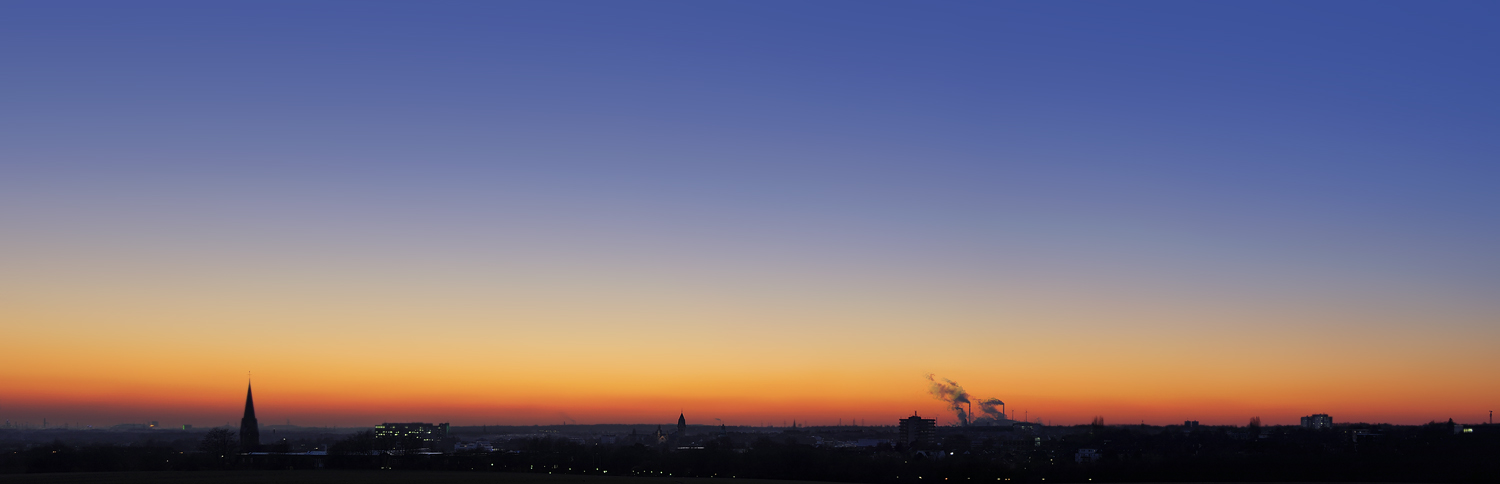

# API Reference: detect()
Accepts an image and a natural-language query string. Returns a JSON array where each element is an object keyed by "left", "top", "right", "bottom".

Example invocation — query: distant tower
[
  {"left": 239, "top": 381, "right": 260, "bottom": 451},
  {"left": 677, "top": 413, "right": 687, "bottom": 435}
]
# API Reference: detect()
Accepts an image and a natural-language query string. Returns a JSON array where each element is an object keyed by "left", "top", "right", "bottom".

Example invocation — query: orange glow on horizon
[{"left": 4, "top": 244, "right": 1496, "bottom": 430}]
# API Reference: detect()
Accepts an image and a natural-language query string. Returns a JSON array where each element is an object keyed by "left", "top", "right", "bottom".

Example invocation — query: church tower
[
  {"left": 239, "top": 381, "right": 260, "bottom": 451},
  {"left": 677, "top": 412, "right": 687, "bottom": 435}
]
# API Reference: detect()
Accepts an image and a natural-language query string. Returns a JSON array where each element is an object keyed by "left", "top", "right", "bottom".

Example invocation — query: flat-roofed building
[
  {"left": 898, "top": 413, "right": 936, "bottom": 447},
  {"left": 374, "top": 422, "right": 450, "bottom": 451},
  {"left": 1301, "top": 414, "right": 1333, "bottom": 429}
]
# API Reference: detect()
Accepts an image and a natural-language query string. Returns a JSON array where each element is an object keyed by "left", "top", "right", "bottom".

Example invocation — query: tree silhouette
[
  {"left": 197, "top": 428, "right": 237, "bottom": 468},
  {"left": 330, "top": 430, "right": 377, "bottom": 455}
]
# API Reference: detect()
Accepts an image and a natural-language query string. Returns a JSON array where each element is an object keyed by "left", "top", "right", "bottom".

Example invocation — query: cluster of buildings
[
  {"left": 231, "top": 382, "right": 1483, "bottom": 459},
  {"left": 233, "top": 383, "right": 724, "bottom": 454},
  {"left": 237, "top": 382, "right": 450, "bottom": 453}
]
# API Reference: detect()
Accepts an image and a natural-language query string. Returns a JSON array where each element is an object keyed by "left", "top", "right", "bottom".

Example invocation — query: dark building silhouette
[
  {"left": 898, "top": 412, "right": 935, "bottom": 447},
  {"left": 677, "top": 413, "right": 687, "bottom": 435},
  {"left": 1301, "top": 414, "right": 1333, "bottom": 429},
  {"left": 374, "top": 422, "right": 450, "bottom": 451},
  {"left": 239, "top": 382, "right": 260, "bottom": 451}
]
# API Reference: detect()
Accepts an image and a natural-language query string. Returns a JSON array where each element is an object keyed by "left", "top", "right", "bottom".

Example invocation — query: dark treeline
[{"left": 3, "top": 422, "right": 1498, "bottom": 482}]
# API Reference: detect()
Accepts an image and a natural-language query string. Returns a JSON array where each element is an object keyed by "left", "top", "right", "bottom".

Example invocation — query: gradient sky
[{"left": 2, "top": 1, "right": 1497, "bottom": 429}]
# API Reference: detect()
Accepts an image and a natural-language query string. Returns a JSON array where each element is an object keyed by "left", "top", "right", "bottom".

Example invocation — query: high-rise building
[
  {"left": 239, "top": 382, "right": 260, "bottom": 451},
  {"left": 898, "top": 413, "right": 936, "bottom": 447}
]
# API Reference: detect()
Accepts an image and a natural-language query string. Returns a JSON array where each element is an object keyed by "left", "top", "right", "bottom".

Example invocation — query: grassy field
[{"left": 0, "top": 471, "right": 839, "bottom": 484}]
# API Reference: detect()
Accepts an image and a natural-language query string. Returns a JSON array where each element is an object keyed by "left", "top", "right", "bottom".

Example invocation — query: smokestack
[{"left": 925, "top": 375, "right": 1012, "bottom": 426}]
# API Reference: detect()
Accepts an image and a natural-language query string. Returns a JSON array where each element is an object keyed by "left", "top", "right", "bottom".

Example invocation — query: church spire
[
  {"left": 243, "top": 381, "right": 256, "bottom": 420},
  {"left": 239, "top": 379, "right": 260, "bottom": 451}
]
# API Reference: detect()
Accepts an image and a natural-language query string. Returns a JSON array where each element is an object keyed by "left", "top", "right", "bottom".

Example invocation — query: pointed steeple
[
  {"left": 243, "top": 382, "right": 257, "bottom": 420},
  {"left": 239, "top": 380, "right": 260, "bottom": 451}
]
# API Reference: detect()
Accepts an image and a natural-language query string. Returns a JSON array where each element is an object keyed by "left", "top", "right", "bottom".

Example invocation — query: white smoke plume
[
  {"left": 925, "top": 374, "right": 971, "bottom": 425},
  {"left": 925, "top": 374, "right": 1008, "bottom": 426}
]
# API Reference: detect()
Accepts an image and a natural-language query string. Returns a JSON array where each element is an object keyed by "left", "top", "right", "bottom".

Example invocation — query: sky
[{"left": 2, "top": 1, "right": 1497, "bottom": 429}]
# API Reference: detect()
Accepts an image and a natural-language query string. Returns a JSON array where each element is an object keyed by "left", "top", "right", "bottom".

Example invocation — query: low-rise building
[
  {"left": 1301, "top": 414, "right": 1333, "bottom": 429},
  {"left": 374, "top": 422, "right": 450, "bottom": 451},
  {"left": 455, "top": 439, "right": 493, "bottom": 452}
]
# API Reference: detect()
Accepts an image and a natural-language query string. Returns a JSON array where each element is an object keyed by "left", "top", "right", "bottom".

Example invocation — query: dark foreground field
[
  {"left": 0, "top": 471, "right": 832, "bottom": 484},
  {"left": 0, "top": 474, "right": 1416, "bottom": 484}
]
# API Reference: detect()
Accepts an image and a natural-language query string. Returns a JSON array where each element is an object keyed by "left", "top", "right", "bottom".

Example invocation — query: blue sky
[
  {"left": 11, "top": 1, "right": 1495, "bottom": 295},
  {"left": 2, "top": 1, "right": 1497, "bottom": 425}
]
